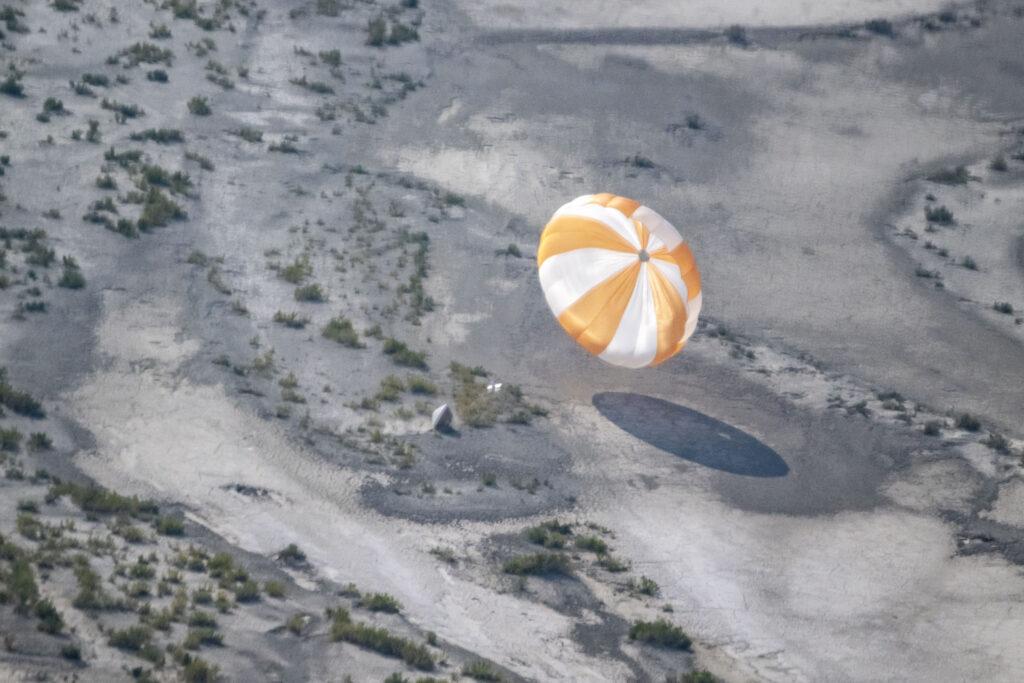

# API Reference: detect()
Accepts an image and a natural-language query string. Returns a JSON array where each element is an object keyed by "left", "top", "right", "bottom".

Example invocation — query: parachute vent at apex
[{"left": 537, "top": 193, "right": 702, "bottom": 368}]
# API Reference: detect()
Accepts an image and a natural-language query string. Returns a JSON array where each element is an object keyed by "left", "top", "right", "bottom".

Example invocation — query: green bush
[
  {"left": 0, "top": 427, "right": 23, "bottom": 451},
  {"left": 58, "top": 266, "right": 86, "bottom": 289},
  {"left": 46, "top": 481, "right": 159, "bottom": 518},
  {"left": 294, "top": 283, "right": 326, "bottom": 302},
  {"left": 156, "top": 516, "right": 185, "bottom": 536},
  {"left": 188, "top": 96, "right": 212, "bottom": 115},
  {"left": 264, "top": 580, "right": 285, "bottom": 598},
  {"left": 462, "top": 660, "right": 502, "bottom": 681},
  {"left": 330, "top": 608, "right": 434, "bottom": 670},
  {"left": 183, "top": 657, "right": 219, "bottom": 683},
  {"left": 574, "top": 536, "right": 608, "bottom": 554},
  {"left": 922, "top": 420, "right": 943, "bottom": 436},
  {"left": 274, "top": 311, "right": 309, "bottom": 328},
  {"left": 233, "top": 579, "right": 260, "bottom": 602},
  {"left": 277, "top": 544, "right": 307, "bottom": 564},
  {"left": 924, "top": 205, "right": 953, "bottom": 224},
  {"left": 109, "top": 625, "right": 153, "bottom": 651},
  {"left": 628, "top": 618, "right": 691, "bottom": 650},
  {"left": 955, "top": 413, "right": 981, "bottom": 432},
  {"left": 926, "top": 165, "right": 970, "bottom": 185},
  {"left": 360, "top": 592, "right": 401, "bottom": 613},
  {"left": 322, "top": 316, "right": 362, "bottom": 347},
  {"left": 183, "top": 626, "right": 224, "bottom": 649},
  {"left": 502, "top": 552, "right": 573, "bottom": 577},
  {"left": 382, "top": 338, "right": 427, "bottom": 368},
  {"left": 993, "top": 301, "right": 1014, "bottom": 315}
]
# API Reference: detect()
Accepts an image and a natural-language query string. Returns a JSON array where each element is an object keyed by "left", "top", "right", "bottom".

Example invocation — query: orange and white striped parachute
[{"left": 537, "top": 193, "right": 702, "bottom": 368}]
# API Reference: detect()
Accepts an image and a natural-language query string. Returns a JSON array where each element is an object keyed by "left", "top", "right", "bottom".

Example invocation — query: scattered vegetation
[
  {"left": 322, "top": 316, "right": 363, "bottom": 348},
  {"left": 628, "top": 618, "right": 692, "bottom": 650},
  {"left": 329, "top": 607, "right": 434, "bottom": 671},
  {"left": 502, "top": 552, "right": 573, "bottom": 577},
  {"left": 926, "top": 165, "right": 970, "bottom": 185},
  {"left": 187, "top": 96, "right": 212, "bottom": 115},
  {"left": 924, "top": 205, "right": 953, "bottom": 224}
]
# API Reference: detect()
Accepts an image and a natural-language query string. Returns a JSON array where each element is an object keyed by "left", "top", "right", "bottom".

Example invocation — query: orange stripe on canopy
[
  {"left": 557, "top": 262, "right": 641, "bottom": 355},
  {"left": 586, "top": 193, "right": 616, "bottom": 208},
  {"left": 669, "top": 242, "right": 701, "bottom": 301},
  {"left": 633, "top": 220, "right": 650, "bottom": 250},
  {"left": 537, "top": 215, "right": 636, "bottom": 267},
  {"left": 647, "top": 264, "right": 688, "bottom": 365},
  {"left": 607, "top": 196, "right": 640, "bottom": 217}
]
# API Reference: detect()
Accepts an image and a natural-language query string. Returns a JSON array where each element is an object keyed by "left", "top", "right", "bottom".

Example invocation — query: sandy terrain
[{"left": 1, "top": 0, "right": 1024, "bottom": 681}]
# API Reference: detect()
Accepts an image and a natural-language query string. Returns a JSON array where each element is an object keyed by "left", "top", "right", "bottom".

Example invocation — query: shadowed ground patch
[{"left": 593, "top": 392, "right": 789, "bottom": 477}]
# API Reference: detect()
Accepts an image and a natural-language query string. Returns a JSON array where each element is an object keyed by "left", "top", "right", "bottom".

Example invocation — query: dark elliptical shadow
[{"left": 593, "top": 392, "right": 789, "bottom": 478}]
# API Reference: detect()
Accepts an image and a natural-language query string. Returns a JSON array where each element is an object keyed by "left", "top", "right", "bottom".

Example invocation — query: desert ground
[{"left": 1, "top": 0, "right": 1023, "bottom": 681}]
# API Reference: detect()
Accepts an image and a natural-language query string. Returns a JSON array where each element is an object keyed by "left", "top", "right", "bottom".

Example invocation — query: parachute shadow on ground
[{"left": 592, "top": 392, "right": 789, "bottom": 478}]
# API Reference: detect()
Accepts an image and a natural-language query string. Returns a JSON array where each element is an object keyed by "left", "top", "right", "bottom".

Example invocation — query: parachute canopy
[{"left": 537, "top": 193, "right": 702, "bottom": 368}]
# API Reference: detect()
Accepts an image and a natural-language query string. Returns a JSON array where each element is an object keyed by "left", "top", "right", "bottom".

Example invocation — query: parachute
[{"left": 537, "top": 193, "right": 702, "bottom": 368}]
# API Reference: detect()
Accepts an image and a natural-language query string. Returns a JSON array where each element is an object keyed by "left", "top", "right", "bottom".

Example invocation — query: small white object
[
  {"left": 431, "top": 403, "right": 453, "bottom": 430},
  {"left": 486, "top": 383, "right": 503, "bottom": 393}
]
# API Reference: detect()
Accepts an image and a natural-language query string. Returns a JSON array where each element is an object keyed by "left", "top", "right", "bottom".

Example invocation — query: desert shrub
[
  {"left": 0, "top": 427, "right": 23, "bottom": 451},
  {"left": 184, "top": 626, "right": 224, "bottom": 648},
  {"left": 574, "top": 536, "right": 608, "bottom": 554},
  {"left": 366, "top": 16, "right": 387, "bottom": 45},
  {"left": 983, "top": 432, "right": 1011, "bottom": 453},
  {"left": 274, "top": 311, "right": 309, "bottom": 328},
  {"left": 183, "top": 657, "right": 219, "bottom": 683},
  {"left": 81, "top": 73, "right": 109, "bottom": 87},
  {"left": 382, "top": 338, "right": 427, "bottom": 368},
  {"left": 277, "top": 544, "right": 306, "bottom": 564},
  {"left": 101, "top": 98, "right": 144, "bottom": 119},
  {"left": 28, "top": 432, "right": 52, "bottom": 450},
  {"left": 234, "top": 580, "right": 260, "bottom": 602},
  {"left": 118, "top": 42, "right": 173, "bottom": 66},
  {"left": 319, "top": 49, "right": 342, "bottom": 67},
  {"left": 187, "top": 96, "right": 211, "bottom": 115},
  {"left": 60, "top": 644, "right": 81, "bottom": 661},
  {"left": 922, "top": 420, "right": 943, "bottom": 436},
  {"left": 360, "top": 592, "right": 401, "bottom": 613},
  {"left": 0, "top": 75, "right": 24, "bottom": 97},
  {"left": 462, "top": 660, "right": 501, "bottom": 681},
  {"left": 232, "top": 127, "right": 262, "bottom": 143},
  {"left": 130, "top": 128, "right": 184, "bottom": 144},
  {"left": 990, "top": 155, "right": 1008, "bottom": 172},
  {"left": 58, "top": 264, "right": 86, "bottom": 289},
  {"left": 724, "top": 24, "right": 747, "bottom": 45},
  {"left": 285, "top": 613, "right": 305, "bottom": 634},
  {"left": 628, "top": 618, "right": 691, "bottom": 650},
  {"left": 993, "top": 301, "right": 1014, "bottom": 314},
  {"left": 156, "top": 516, "right": 184, "bottom": 536},
  {"left": 294, "top": 283, "right": 325, "bottom": 302},
  {"left": 109, "top": 625, "right": 153, "bottom": 651},
  {"left": 924, "top": 205, "right": 953, "bottom": 224},
  {"left": 264, "top": 581, "right": 285, "bottom": 598},
  {"left": 188, "top": 611, "right": 218, "bottom": 628},
  {"left": 407, "top": 376, "right": 437, "bottom": 395},
  {"left": 147, "top": 69, "right": 168, "bottom": 82},
  {"left": 926, "top": 165, "right": 969, "bottom": 185},
  {"left": 635, "top": 575, "right": 660, "bottom": 596},
  {"left": 678, "top": 671, "right": 719, "bottom": 683},
  {"left": 955, "top": 413, "right": 981, "bottom": 432},
  {"left": 865, "top": 18, "right": 894, "bottom": 35},
  {"left": 375, "top": 375, "right": 404, "bottom": 402},
  {"left": 46, "top": 481, "right": 159, "bottom": 518},
  {"left": 138, "top": 188, "right": 185, "bottom": 230},
  {"left": 961, "top": 256, "right": 977, "bottom": 270},
  {"left": 185, "top": 151, "right": 214, "bottom": 170},
  {"left": 599, "top": 555, "right": 629, "bottom": 572},
  {"left": 502, "top": 552, "right": 573, "bottom": 577},
  {"left": 329, "top": 608, "right": 434, "bottom": 670},
  {"left": 9, "top": 558, "right": 38, "bottom": 613}
]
